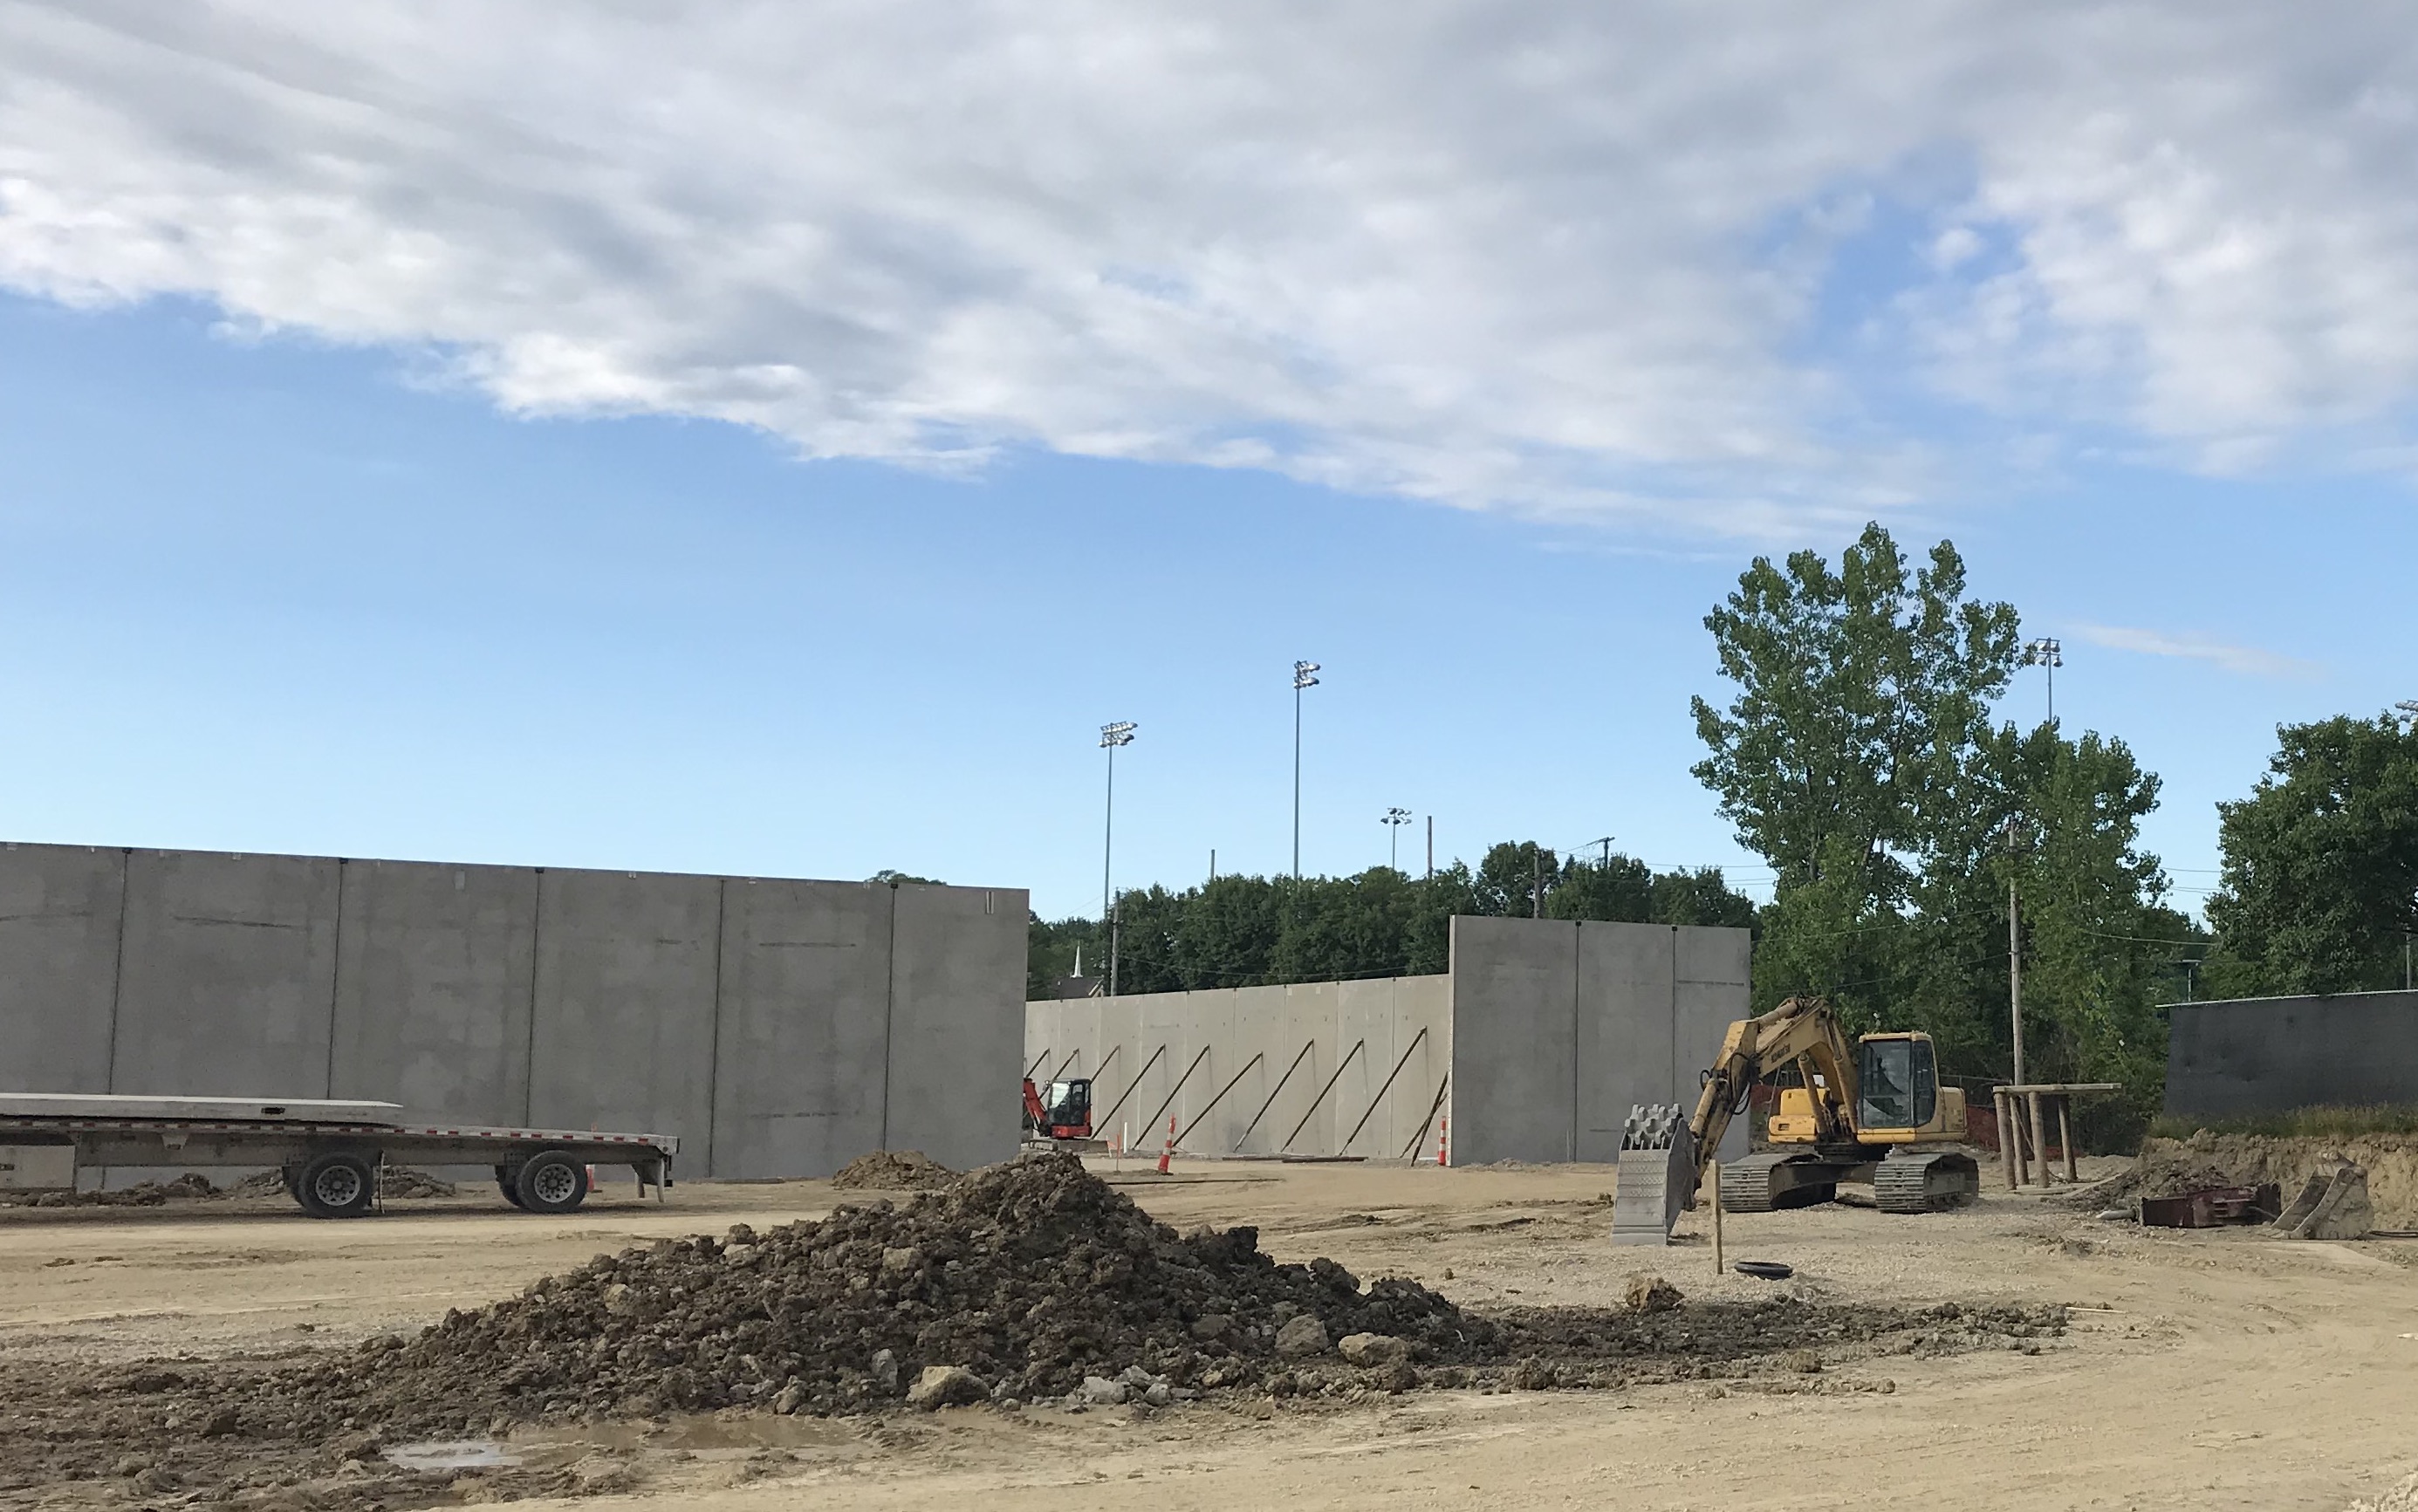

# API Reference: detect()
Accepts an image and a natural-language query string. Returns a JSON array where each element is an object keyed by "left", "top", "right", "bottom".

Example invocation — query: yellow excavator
[{"left": 1614, "top": 995, "right": 1981, "bottom": 1240}]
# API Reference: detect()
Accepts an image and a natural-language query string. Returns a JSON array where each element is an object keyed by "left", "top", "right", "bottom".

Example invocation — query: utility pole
[
  {"left": 1291, "top": 660, "right": 1319, "bottom": 879},
  {"left": 1532, "top": 848, "right": 1545, "bottom": 919},
  {"left": 1425, "top": 816, "right": 1433, "bottom": 880},
  {"left": 1099, "top": 721, "right": 1136, "bottom": 995},
  {"left": 1382, "top": 807, "right": 1412, "bottom": 871},
  {"left": 1209, "top": 849, "right": 1216, "bottom": 885},
  {"left": 2023, "top": 638, "right": 2063, "bottom": 726},
  {"left": 1586, "top": 836, "right": 1614, "bottom": 869},
  {"left": 2004, "top": 817, "right": 2027, "bottom": 1087}
]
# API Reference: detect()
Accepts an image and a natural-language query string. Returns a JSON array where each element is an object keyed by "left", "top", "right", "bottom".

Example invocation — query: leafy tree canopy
[{"left": 2206, "top": 713, "right": 2418, "bottom": 995}]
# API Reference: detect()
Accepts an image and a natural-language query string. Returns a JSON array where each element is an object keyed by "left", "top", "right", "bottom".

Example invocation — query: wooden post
[
  {"left": 2058, "top": 1095, "right": 2078, "bottom": 1184},
  {"left": 1995, "top": 1090, "right": 2018, "bottom": 1191},
  {"left": 1711, "top": 1161, "right": 1724, "bottom": 1277},
  {"left": 2027, "top": 1091, "right": 2052, "bottom": 1187}
]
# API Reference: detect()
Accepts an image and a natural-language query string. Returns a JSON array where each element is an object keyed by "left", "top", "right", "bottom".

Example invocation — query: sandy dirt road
[{"left": 3, "top": 1157, "right": 2413, "bottom": 1511}]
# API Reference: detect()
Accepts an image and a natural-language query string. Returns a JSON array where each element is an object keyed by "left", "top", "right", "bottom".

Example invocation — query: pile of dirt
[
  {"left": 830, "top": 1149, "right": 958, "bottom": 1190},
  {"left": 353, "top": 1149, "right": 1482, "bottom": 1427},
  {"left": 226, "top": 1167, "right": 459, "bottom": 1201},
  {"left": 0, "top": 1173, "right": 218, "bottom": 1208},
  {"left": 379, "top": 1168, "right": 458, "bottom": 1200},
  {"left": 2105, "top": 1132, "right": 2418, "bottom": 1226}
]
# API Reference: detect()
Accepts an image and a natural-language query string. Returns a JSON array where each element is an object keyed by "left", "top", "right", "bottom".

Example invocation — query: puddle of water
[{"left": 384, "top": 1440, "right": 525, "bottom": 1471}]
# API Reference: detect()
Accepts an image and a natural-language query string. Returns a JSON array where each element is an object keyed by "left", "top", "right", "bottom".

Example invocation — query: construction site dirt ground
[{"left": 3, "top": 1155, "right": 2414, "bottom": 1511}]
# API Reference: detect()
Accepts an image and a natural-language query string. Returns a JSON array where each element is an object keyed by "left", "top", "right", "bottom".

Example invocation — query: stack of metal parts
[{"left": 1612, "top": 1102, "right": 1695, "bottom": 1246}]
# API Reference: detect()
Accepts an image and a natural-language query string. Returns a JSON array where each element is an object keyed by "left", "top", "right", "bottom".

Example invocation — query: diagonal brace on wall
[
  {"left": 1024, "top": 1047, "right": 1051, "bottom": 1081},
  {"left": 1093, "top": 1043, "right": 1165, "bottom": 1135},
  {"left": 1339, "top": 1026, "right": 1426, "bottom": 1155},
  {"left": 1234, "top": 1040, "right": 1317, "bottom": 1152},
  {"left": 1175, "top": 1051, "right": 1264, "bottom": 1146},
  {"left": 1400, "top": 1073, "right": 1451, "bottom": 1160},
  {"left": 1283, "top": 1038, "right": 1366, "bottom": 1153},
  {"left": 1137, "top": 1045, "right": 1213, "bottom": 1148}
]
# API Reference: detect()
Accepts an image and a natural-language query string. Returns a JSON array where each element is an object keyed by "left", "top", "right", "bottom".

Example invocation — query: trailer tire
[
  {"left": 513, "top": 1151, "right": 588, "bottom": 1215},
  {"left": 495, "top": 1164, "right": 528, "bottom": 1210},
  {"left": 280, "top": 1164, "right": 305, "bottom": 1203},
  {"left": 296, "top": 1153, "right": 377, "bottom": 1219}
]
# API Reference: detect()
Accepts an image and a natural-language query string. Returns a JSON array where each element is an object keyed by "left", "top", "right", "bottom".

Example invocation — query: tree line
[{"left": 1026, "top": 845, "right": 1755, "bottom": 1001}]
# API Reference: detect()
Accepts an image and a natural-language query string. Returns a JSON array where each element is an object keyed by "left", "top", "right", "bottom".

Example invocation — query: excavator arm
[{"left": 1677, "top": 995, "right": 1860, "bottom": 1208}]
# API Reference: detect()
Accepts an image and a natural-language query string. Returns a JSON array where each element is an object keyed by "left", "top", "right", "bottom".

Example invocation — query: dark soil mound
[
  {"left": 830, "top": 1149, "right": 958, "bottom": 1190},
  {"left": 351, "top": 1150, "right": 1480, "bottom": 1430},
  {"left": 0, "top": 1173, "right": 217, "bottom": 1208}
]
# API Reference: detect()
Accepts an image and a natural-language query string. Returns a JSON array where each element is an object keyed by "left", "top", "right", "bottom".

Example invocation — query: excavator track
[
  {"left": 1872, "top": 1151, "right": 1981, "bottom": 1213},
  {"left": 1717, "top": 1152, "right": 1839, "bottom": 1213}
]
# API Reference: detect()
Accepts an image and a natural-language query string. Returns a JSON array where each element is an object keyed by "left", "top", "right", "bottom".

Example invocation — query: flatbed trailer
[{"left": 0, "top": 1094, "right": 677, "bottom": 1219}]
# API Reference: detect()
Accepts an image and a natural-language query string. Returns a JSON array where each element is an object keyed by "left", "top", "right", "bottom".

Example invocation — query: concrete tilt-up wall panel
[
  {"left": 327, "top": 859, "right": 538, "bottom": 1127},
  {"left": 111, "top": 850, "right": 341, "bottom": 1099},
  {"left": 526, "top": 868, "right": 723, "bottom": 1160},
  {"left": 882, "top": 884, "right": 1025, "bottom": 1173},
  {"left": 708, "top": 879, "right": 894, "bottom": 1180},
  {"left": 0, "top": 844, "right": 126, "bottom": 1094}
]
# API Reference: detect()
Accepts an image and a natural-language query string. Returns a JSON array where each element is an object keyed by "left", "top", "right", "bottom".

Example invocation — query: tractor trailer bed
[{"left": 0, "top": 1094, "right": 677, "bottom": 1219}]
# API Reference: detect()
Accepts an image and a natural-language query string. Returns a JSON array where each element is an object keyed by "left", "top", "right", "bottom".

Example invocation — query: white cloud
[
  {"left": 3, "top": 3, "right": 2418, "bottom": 529},
  {"left": 2070, "top": 623, "right": 2324, "bottom": 680}
]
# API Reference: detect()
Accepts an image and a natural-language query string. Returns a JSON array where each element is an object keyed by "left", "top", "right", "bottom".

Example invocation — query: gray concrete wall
[
  {"left": 1448, "top": 917, "right": 1752, "bottom": 1166},
  {"left": 0, "top": 845, "right": 125, "bottom": 1094},
  {"left": 1025, "top": 916, "right": 1752, "bottom": 1166},
  {"left": 709, "top": 879, "right": 894, "bottom": 1180},
  {"left": 329, "top": 859, "right": 538, "bottom": 1126},
  {"left": 0, "top": 842, "right": 1025, "bottom": 1179},
  {"left": 883, "top": 884, "right": 1025, "bottom": 1173},
  {"left": 1023, "top": 975, "right": 1452, "bottom": 1160},
  {"left": 111, "top": 850, "right": 343, "bottom": 1098},
  {"left": 2166, "top": 990, "right": 2418, "bottom": 1119}
]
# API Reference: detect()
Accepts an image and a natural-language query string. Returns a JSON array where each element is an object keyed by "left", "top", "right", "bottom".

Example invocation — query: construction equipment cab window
[{"left": 1856, "top": 1037, "right": 1937, "bottom": 1132}]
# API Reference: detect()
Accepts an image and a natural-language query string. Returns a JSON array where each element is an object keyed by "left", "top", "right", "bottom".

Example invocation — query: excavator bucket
[{"left": 1612, "top": 1103, "right": 1695, "bottom": 1246}]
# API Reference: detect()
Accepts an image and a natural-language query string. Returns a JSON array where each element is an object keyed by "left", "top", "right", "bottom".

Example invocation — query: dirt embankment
[
  {"left": 2132, "top": 1132, "right": 2418, "bottom": 1226},
  {"left": 0, "top": 1153, "right": 2064, "bottom": 1509}
]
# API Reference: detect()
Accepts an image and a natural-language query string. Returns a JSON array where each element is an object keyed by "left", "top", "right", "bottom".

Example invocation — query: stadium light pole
[
  {"left": 2023, "top": 638, "right": 2063, "bottom": 726},
  {"left": 1291, "top": 660, "right": 1319, "bottom": 879},
  {"left": 1382, "top": 807, "right": 1413, "bottom": 871},
  {"left": 1099, "top": 722, "right": 1135, "bottom": 993}
]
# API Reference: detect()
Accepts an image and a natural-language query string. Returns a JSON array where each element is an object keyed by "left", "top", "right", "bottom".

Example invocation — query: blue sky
[
  {"left": 3, "top": 6, "right": 2414, "bottom": 920},
  {"left": 4, "top": 291, "right": 2406, "bottom": 921}
]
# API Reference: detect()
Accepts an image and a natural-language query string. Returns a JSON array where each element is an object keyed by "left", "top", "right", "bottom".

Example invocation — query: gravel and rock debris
[
  {"left": 0, "top": 1153, "right": 2065, "bottom": 1509},
  {"left": 829, "top": 1149, "right": 960, "bottom": 1190}
]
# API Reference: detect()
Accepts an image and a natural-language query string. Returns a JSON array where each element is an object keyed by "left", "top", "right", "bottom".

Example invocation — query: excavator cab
[
  {"left": 1021, "top": 1077, "right": 1093, "bottom": 1140},
  {"left": 1764, "top": 1031, "right": 1966, "bottom": 1146},
  {"left": 1853, "top": 1032, "right": 1965, "bottom": 1142}
]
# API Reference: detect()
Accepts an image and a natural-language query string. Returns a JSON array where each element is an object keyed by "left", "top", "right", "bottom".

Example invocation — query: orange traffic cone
[{"left": 1156, "top": 1115, "right": 1175, "bottom": 1175}]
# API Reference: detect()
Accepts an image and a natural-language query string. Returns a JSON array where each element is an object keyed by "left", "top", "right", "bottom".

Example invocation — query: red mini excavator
[{"left": 1020, "top": 1077, "right": 1102, "bottom": 1151}]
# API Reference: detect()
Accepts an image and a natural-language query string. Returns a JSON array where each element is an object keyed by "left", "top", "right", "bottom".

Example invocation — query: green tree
[
  {"left": 1691, "top": 523, "right": 2021, "bottom": 902},
  {"left": 1690, "top": 523, "right": 2177, "bottom": 1141},
  {"left": 2206, "top": 713, "right": 2418, "bottom": 995},
  {"left": 1691, "top": 523, "right": 2019, "bottom": 1017}
]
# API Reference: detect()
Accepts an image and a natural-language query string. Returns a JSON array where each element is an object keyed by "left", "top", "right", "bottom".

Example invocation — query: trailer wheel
[
  {"left": 495, "top": 1163, "right": 528, "bottom": 1209},
  {"left": 296, "top": 1153, "right": 377, "bottom": 1219},
  {"left": 280, "top": 1164, "right": 305, "bottom": 1202},
  {"left": 513, "top": 1151, "right": 588, "bottom": 1214}
]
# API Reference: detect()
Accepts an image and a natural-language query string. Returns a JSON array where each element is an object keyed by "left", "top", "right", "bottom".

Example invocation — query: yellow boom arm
[{"left": 1680, "top": 995, "right": 1860, "bottom": 1202}]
